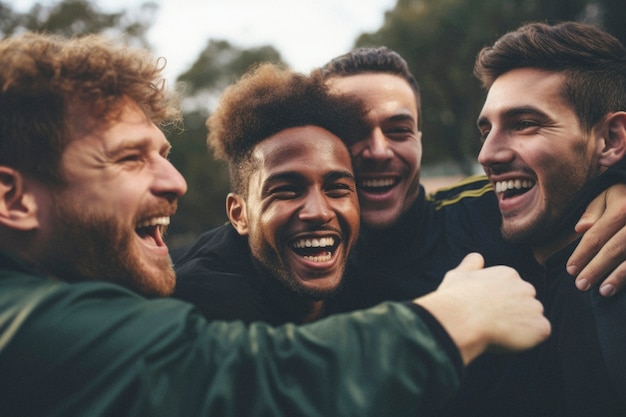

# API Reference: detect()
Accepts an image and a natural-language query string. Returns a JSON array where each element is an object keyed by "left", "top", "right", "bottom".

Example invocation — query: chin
[
  {"left": 130, "top": 262, "right": 176, "bottom": 297},
  {"left": 361, "top": 214, "right": 398, "bottom": 230}
]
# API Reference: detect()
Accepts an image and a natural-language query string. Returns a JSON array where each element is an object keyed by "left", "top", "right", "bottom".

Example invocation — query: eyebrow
[
  {"left": 386, "top": 113, "right": 416, "bottom": 124},
  {"left": 263, "top": 169, "right": 355, "bottom": 189},
  {"left": 477, "top": 106, "right": 549, "bottom": 128},
  {"left": 107, "top": 137, "right": 171, "bottom": 158}
]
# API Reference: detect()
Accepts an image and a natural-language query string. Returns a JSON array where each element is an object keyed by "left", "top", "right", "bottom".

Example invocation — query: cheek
[
  {"left": 257, "top": 204, "right": 292, "bottom": 243},
  {"left": 528, "top": 147, "right": 570, "bottom": 178},
  {"left": 395, "top": 141, "right": 421, "bottom": 169},
  {"left": 337, "top": 199, "right": 360, "bottom": 232}
]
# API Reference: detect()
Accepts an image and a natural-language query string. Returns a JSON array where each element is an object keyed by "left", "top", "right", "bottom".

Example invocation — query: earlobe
[
  {"left": 0, "top": 167, "right": 40, "bottom": 231},
  {"left": 226, "top": 193, "right": 249, "bottom": 236},
  {"left": 597, "top": 112, "right": 626, "bottom": 167}
]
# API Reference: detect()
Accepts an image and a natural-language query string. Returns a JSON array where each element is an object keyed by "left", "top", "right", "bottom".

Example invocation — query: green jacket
[{"left": 0, "top": 249, "right": 461, "bottom": 417}]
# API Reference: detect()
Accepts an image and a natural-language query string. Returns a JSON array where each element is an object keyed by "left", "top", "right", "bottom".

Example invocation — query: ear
[
  {"left": 226, "top": 192, "right": 249, "bottom": 236},
  {"left": 0, "top": 166, "right": 40, "bottom": 231},
  {"left": 597, "top": 112, "right": 626, "bottom": 167}
]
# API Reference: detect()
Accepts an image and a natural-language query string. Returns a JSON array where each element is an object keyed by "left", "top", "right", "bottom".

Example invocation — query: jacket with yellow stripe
[
  {"left": 331, "top": 169, "right": 626, "bottom": 417},
  {"left": 330, "top": 174, "right": 535, "bottom": 314}
]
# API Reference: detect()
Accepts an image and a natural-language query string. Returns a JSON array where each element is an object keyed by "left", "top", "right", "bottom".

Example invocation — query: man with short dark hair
[{"left": 468, "top": 21, "right": 626, "bottom": 416}]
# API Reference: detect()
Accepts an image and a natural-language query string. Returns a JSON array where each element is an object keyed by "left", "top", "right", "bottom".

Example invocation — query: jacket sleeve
[{"left": 0, "top": 279, "right": 462, "bottom": 417}]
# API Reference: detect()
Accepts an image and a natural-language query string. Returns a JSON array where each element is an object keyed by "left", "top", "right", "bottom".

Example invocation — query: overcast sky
[{"left": 11, "top": 0, "right": 397, "bottom": 81}]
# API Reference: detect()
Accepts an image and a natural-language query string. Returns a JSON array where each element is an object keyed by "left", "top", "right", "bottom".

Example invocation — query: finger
[
  {"left": 454, "top": 252, "right": 484, "bottom": 272},
  {"left": 573, "top": 227, "right": 626, "bottom": 291},
  {"left": 574, "top": 190, "right": 607, "bottom": 234},
  {"left": 597, "top": 261, "right": 626, "bottom": 297},
  {"left": 568, "top": 202, "right": 626, "bottom": 279},
  {"left": 577, "top": 253, "right": 626, "bottom": 297}
]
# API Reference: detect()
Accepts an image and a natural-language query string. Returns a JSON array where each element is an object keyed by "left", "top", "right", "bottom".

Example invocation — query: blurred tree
[
  {"left": 169, "top": 40, "right": 285, "bottom": 248},
  {"left": 177, "top": 39, "right": 283, "bottom": 112},
  {"left": 0, "top": 0, "right": 155, "bottom": 48},
  {"left": 598, "top": 0, "right": 626, "bottom": 45},
  {"left": 353, "top": 0, "right": 621, "bottom": 174},
  {"left": 166, "top": 111, "right": 231, "bottom": 250}
]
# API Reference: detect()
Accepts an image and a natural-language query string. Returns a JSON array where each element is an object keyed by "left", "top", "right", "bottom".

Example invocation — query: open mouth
[
  {"left": 135, "top": 216, "right": 170, "bottom": 247},
  {"left": 291, "top": 236, "right": 339, "bottom": 263},
  {"left": 495, "top": 179, "right": 535, "bottom": 199},
  {"left": 358, "top": 177, "right": 399, "bottom": 194}
]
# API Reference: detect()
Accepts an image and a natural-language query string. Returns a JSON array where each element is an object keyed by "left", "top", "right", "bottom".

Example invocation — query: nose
[
  {"left": 477, "top": 129, "right": 515, "bottom": 168},
  {"left": 358, "top": 128, "right": 393, "bottom": 161},
  {"left": 298, "top": 189, "right": 334, "bottom": 224},
  {"left": 153, "top": 157, "right": 188, "bottom": 201}
]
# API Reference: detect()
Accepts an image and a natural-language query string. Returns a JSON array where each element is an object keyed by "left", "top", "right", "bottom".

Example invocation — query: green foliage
[
  {"left": 177, "top": 39, "right": 284, "bottom": 97},
  {"left": 166, "top": 111, "right": 231, "bottom": 250},
  {"left": 0, "top": 0, "right": 155, "bottom": 47}
]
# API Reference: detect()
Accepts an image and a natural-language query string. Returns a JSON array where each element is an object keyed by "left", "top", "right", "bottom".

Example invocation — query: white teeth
[
  {"left": 137, "top": 216, "right": 170, "bottom": 228},
  {"left": 292, "top": 237, "right": 335, "bottom": 249},
  {"left": 360, "top": 178, "right": 395, "bottom": 188},
  {"left": 304, "top": 252, "right": 332, "bottom": 262},
  {"left": 495, "top": 180, "right": 534, "bottom": 194}
]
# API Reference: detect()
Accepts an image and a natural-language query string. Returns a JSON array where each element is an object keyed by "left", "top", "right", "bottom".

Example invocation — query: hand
[
  {"left": 567, "top": 184, "right": 626, "bottom": 297},
  {"left": 414, "top": 253, "right": 550, "bottom": 365}
]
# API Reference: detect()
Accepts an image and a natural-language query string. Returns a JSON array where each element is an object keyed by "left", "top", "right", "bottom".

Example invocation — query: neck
[
  {"left": 302, "top": 300, "right": 326, "bottom": 323},
  {"left": 532, "top": 229, "right": 581, "bottom": 265}
]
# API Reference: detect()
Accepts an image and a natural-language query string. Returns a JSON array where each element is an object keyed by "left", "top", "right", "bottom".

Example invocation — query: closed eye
[
  {"left": 514, "top": 120, "right": 540, "bottom": 131},
  {"left": 270, "top": 186, "right": 300, "bottom": 199},
  {"left": 326, "top": 182, "right": 355, "bottom": 198}
]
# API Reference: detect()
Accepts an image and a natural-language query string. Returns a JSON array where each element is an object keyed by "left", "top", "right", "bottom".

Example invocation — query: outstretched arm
[
  {"left": 567, "top": 184, "right": 626, "bottom": 296},
  {"left": 415, "top": 253, "right": 551, "bottom": 365}
]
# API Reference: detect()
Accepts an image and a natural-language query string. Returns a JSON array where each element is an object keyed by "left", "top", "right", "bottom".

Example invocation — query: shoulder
[
  {"left": 175, "top": 224, "right": 252, "bottom": 276},
  {"left": 427, "top": 174, "right": 494, "bottom": 211}
]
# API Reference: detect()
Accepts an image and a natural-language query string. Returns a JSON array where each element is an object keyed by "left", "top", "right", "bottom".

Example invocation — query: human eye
[
  {"left": 385, "top": 124, "right": 415, "bottom": 141},
  {"left": 477, "top": 120, "right": 491, "bottom": 142},
  {"left": 117, "top": 152, "right": 144, "bottom": 166},
  {"left": 269, "top": 184, "right": 300, "bottom": 199},
  {"left": 516, "top": 120, "right": 539, "bottom": 130},
  {"left": 326, "top": 180, "right": 355, "bottom": 198},
  {"left": 478, "top": 128, "right": 490, "bottom": 143},
  {"left": 512, "top": 119, "right": 542, "bottom": 135},
  {"left": 160, "top": 142, "right": 172, "bottom": 159}
]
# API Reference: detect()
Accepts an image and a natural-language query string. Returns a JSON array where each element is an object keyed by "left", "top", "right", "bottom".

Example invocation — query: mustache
[
  {"left": 135, "top": 201, "right": 179, "bottom": 224},
  {"left": 486, "top": 164, "right": 535, "bottom": 177}
]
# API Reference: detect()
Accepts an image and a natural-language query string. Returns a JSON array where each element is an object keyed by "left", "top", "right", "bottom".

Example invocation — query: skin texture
[
  {"left": 571, "top": 184, "right": 626, "bottom": 295},
  {"left": 415, "top": 253, "right": 551, "bottom": 365},
  {"left": 326, "top": 73, "right": 422, "bottom": 230},
  {"left": 477, "top": 68, "right": 625, "bottom": 263},
  {"left": 228, "top": 125, "right": 360, "bottom": 301},
  {"left": 28, "top": 99, "right": 187, "bottom": 296}
]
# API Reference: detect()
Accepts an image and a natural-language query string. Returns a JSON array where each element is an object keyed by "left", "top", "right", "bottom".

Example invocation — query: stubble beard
[{"left": 46, "top": 199, "right": 175, "bottom": 297}]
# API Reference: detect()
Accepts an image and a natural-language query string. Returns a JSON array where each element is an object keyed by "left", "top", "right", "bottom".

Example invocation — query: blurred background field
[{"left": 3, "top": 0, "right": 624, "bottom": 248}]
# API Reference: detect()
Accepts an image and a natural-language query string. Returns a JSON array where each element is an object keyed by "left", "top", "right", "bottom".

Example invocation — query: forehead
[
  {"left": 326, "top": 73, "right": 418, "bottom": 119},
  {"left": 480, "top": 68, "right": 571, "bottom": 119},
  {"left": 61, "top": 100, "right": 168, "bottom": 170},
  {"left": 252, "top": 125, "right": 353, "bottom": 176}
]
